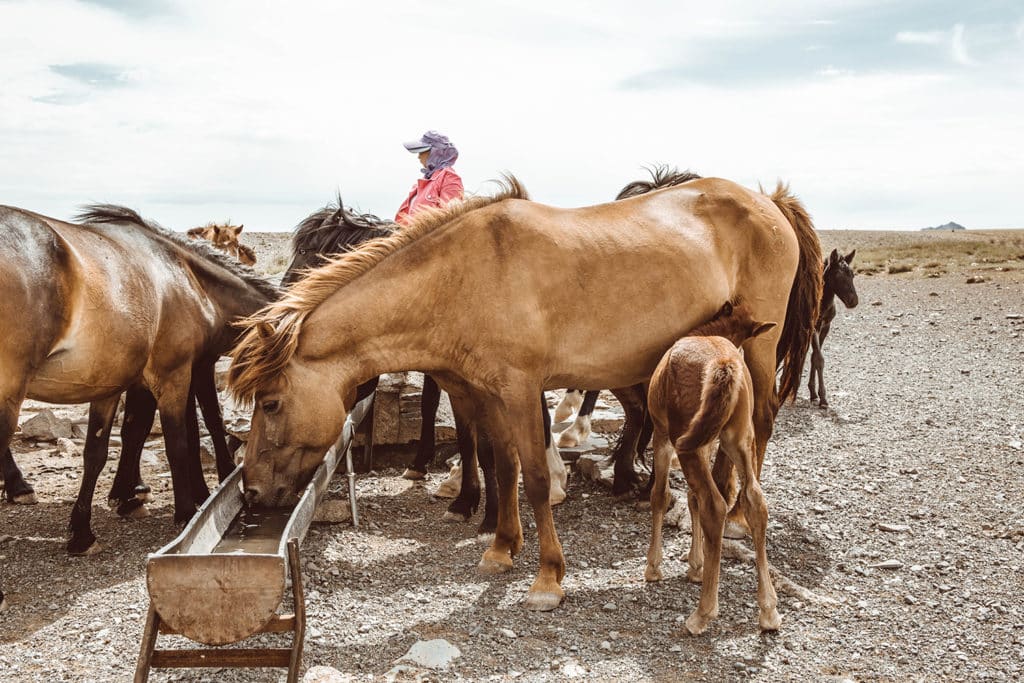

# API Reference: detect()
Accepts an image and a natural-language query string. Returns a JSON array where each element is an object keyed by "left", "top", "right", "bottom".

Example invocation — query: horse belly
[{"left": 28, "top": 344, "right": 144, "bottom": 403}]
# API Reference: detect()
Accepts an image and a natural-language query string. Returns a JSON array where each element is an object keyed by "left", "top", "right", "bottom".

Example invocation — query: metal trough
[{"left": 134, "top": 393, "right": 375, "bottom": 683}]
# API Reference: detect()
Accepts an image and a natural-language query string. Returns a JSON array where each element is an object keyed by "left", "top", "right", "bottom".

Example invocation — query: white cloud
[
  {"left": 0, "top": 0, "right": 1020, "bottom": 230},
  {"left": 895, "top": 30, "right": 946, "bottom": 45},
  {"left": 951, "top": 23, "right": 976, "bottom": 66}
]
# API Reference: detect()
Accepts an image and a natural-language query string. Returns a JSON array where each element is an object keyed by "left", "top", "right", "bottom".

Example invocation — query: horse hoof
[
  {"left": 442, "top": 511, "right": 470, "bottom": 523},
  {"left": 524, "top": 591, "right": 563, "bottom": 611},
  {"left": 723, "top": 520, "right": 749, "bottom": 539},
  {"left": 478, "top": 550, "right": 513, "bottom": 575},
  {"left": 12, "top": 492, "right": 38, "bottom": 505},
  {"left": 686, "top": 567, "right": 704, "bottom": 584},
  {"left": 644, "top": 565, "right": 663, "bottom": 582},
  {"left": 684, "top": 612, "right": 710, "bottom": 635},
  {"left": 759, "top": 608, "right": 782, "bottom": 632},
  {"left": 557, "top": 430, "right": 580, "bottom": 448},
  {"left": 135, "top": 491, "right": 153, "bottom": 503},
  {"left": 68, "top": 541, "right": 102, "bottom": 556},
  {"left": 635, "top": 499, "right": 652, "bottom": 511},
  {"left": 127, "top": 504, "right": 150, "bottom": 519},
  {"left": 402, "top": 468, "right": 426, "bottom": 481}
]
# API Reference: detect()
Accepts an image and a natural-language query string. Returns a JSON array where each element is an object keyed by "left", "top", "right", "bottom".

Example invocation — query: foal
[
  {"left": 645, "top": 302, "right": 781, "bottom": 635},
  {"left": 808, "top": 249, "right": 858, "bottom": 407},
  {"left": 188, "top": 222, "right": 257, "bottom": 266}
]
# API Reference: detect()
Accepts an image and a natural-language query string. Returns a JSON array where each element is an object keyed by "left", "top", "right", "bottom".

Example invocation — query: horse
[
  {"left": 188, "top": 221, "right": 257, "bottom": 266},
  {"left": 808, "top": 249, "right": 858, "bottom": 408},
  {"left": 282, "top": 197, "right": 564, "bottom": 533},
  {"left": 644, "top": 301, "right": 781, "bottom": 635},
  {"left": 228, "top": 173, "right": 820, "bottom": 611},
  {"left": 0, "top": 204, "right": 278, "bottom": 554}
]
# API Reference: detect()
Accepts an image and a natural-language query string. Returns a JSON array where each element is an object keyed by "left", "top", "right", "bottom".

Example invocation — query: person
[{"left": 395, "top": 130, "right": 464, "bottom": 224}]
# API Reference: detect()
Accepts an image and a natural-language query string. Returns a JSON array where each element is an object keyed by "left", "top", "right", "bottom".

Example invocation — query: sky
[{"left": 1, "top": 0, "right": 1022, "bottom": 231}]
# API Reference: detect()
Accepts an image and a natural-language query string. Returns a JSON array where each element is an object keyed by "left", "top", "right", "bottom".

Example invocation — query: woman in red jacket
[{"left": 395, "top": 130, "right": 464, "bottom": 224}]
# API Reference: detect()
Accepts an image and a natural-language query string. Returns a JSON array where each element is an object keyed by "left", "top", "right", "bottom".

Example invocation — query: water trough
[{"left": 134, "top": 393, "right": 375, "bottom": 683}]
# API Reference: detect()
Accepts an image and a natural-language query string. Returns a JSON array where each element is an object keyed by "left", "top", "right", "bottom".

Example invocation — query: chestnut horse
[
  {"left": 645, "top": 302, "right": 780, "bottom": 635},
  {"left": 229, "top": 174, "right": 820, "bottom": 610},
  {"left": 0, "top": 204, "right": 277, "bottom": 554},
  {"left": 188, "top": 221, "right": 257, "bottom": 266}
]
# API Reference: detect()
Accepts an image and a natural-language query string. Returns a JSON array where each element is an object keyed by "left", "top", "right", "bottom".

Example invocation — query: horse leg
[
  {"left": 807, "top": 332, "right": 821, "bottom": 404},
  {"left": 722, "top": 427, "right": 781, "bottom": 632},
  {"left": 477, "top": 404, "right": 524, "bottom": 576},
  {"left": 156, "top": 371, "right": 201, "bottom": 525},
  {"left": 483, "top": 390, "right": 566, "bottom": 611},
  {"left": 609, "top": 384, "right": 646, "bottom": 496},
  {"left": 0, "top": 382, "right": 35, "bottom": 504},
  {"left": 644, "top": 429, "right": 675, "bottom": 582},
  {"left": 477, "top": 434, "right": 498, "bottom": 536},
  {"left": 404, "top": 374, "right": 441, "bottom": 480},
  {"left": 67, "top": 395, "right": 120, "bottom": 555},
  {"left": 557, "top": 389, "right": 596, "bottom": 448},
  {"left": 553, "top": 389, "right": 583, "bottom": 423},
  {"left": 184, "top": 386, "right": 210, "bottom": 508},
  {"left": 679, "top": 450, "right": 726, "bottom": 635},
  {"left": 193, "top": 361, "right": 234, "bottom": 481},
  {"left": 543, "top": 392, "right": 567, "bottom": 505},
  {"left": 108, "top": 385, "right": 155, "bottom": 518},
  {"left": 724, "top": 343, "right": 778, "bottom": 536},
  {"left": 444, "top": 395, "right": 480, "bottom": 522}
]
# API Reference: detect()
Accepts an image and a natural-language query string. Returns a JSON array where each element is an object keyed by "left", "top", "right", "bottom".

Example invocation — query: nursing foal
[{"left": 645, "top": 302, "right": 781, "bottom": 635}]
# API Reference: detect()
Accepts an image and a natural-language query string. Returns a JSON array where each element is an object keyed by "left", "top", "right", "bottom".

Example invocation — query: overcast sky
[{"left": 1, "top": 0, "right": 1021, "bottom": 231}]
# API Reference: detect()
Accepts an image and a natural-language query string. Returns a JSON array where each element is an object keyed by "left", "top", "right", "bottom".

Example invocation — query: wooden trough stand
[{"left": 134, "top": 393, "right": 375, "bottom": 683}]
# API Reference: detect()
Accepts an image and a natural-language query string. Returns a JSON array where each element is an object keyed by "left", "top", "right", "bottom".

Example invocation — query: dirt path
[{"left": 2, "top": 267, "right": 1023, "bottom": 681}]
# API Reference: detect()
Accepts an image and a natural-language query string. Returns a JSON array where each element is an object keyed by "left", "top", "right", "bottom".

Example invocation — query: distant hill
[{"left": 923, "top": 221, "right": 966, "bottom": 231}]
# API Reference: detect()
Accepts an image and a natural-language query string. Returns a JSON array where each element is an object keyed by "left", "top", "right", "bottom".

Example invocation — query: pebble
[
  {"left": 501, "top": 628, "right": 517, "bottom": 639},
  {"left": 397, "top": 639, "right": 462, "bottom": 670},
  {"left": 877, "top": 523, "right": 911, "bottom": 533},
  {"left": 602, "top": 602, "right": 617, "bottom": 611},
  {"left": 869, "top": 559, "right": 905, "bottom": 570},
  {"left": 600, "top": 640, "right": 611, "bottom": 651}
]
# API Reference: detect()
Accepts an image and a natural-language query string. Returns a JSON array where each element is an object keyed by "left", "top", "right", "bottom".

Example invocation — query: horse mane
[
  {"left": 228, "top": 174, "right": 530, "bottom": 402},
  {"left": 74, "top": 204, "right": 279, "bottom": 300},
  {"left": 615, "top": 165, "right": 702, "bottom": 200},
  {"left": 292, "top": 195, "right": 397, "bottom": 259}
]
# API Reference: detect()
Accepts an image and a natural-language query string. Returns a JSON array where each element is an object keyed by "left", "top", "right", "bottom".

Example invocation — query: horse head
[{"left": 825, "top": 248, "right": 858, "bottom": 309}]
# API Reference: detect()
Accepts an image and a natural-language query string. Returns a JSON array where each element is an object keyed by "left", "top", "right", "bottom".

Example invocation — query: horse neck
[
  {"left": 187, "top": 255, "right": 275, "bottom": 324},
  {"left": 820, "top": 268, "right": 837, "bottom": 313},
  {"left": 295, "top": 247, "right": 468, "bottom": 388}
]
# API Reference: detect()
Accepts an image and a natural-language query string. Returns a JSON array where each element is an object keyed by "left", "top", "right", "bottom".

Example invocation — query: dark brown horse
[
  {"left": 807, "top": 249, "right": 858, "bottom": 407},
  {"left": 0, "top": 204, "right": 277, "bottom": 554}
]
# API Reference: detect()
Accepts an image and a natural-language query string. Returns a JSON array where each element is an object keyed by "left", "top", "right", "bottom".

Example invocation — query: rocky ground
[{"left": 1, "top": 232, "right": 1023, "bottom": 682}]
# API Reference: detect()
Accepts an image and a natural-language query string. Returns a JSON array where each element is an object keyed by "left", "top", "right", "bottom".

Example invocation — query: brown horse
[
  {"left": 0, "top": 204, "right": 277, "bottom": 554},
  {"left": 228, "top": 174, "right": 820, "bottom": 611},
  {"left": 188, "top": 221, "right": 257, "bottom": 266},
  {"left": 645, "top": 302, "right": 780, "bottom": 635}
]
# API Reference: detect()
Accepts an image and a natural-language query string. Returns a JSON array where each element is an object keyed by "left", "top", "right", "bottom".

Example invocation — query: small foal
[{"left": 644, "top": 302, "right": 782, "bottom": 635}]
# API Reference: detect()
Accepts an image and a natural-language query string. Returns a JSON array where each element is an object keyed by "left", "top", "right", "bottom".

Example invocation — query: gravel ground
[{"left": 2, "top": 235, "right": 1023, "bottom": 682}]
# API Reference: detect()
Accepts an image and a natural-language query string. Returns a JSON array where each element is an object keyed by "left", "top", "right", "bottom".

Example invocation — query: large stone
[
  {"left": 396, "top": 638, "right": 461, "bottom": 670},
  {"left": 576, "top": 453, "right": 614, "bottom": 487},
  {"left": 19, "top": 409, "right": 76, "bottom": 442},
  {"left": 370, "top": 372, "right": 457, "bottom": 446}
]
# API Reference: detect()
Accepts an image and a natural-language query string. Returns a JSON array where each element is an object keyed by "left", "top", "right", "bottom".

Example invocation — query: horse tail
[
  {"left": 675, "top": 357, "right": 743, "bottom": 452},
  {"left": 766, "top": 181, "right": 823, "bottom": 404}
]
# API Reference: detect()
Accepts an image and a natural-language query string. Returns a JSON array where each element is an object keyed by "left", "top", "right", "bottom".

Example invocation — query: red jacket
[{"left": 395, "top": 167, "right": 464, "bottom": 224}]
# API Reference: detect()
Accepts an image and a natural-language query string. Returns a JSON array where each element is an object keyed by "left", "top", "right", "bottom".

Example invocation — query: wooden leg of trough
[
  {"left": 287, "top": 538, "right": 305, "bottom": 683},
  {"left": 133, "top": 602, "right": 160, "bottom": 683}
]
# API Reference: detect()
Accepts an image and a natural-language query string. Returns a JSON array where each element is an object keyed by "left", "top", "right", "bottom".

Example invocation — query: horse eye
[
  {"left": 298, "top": 249, "right": 307, "bottom": 255},
  {"left": 262, "top": 399, "right": 281, "bottom": 414}
]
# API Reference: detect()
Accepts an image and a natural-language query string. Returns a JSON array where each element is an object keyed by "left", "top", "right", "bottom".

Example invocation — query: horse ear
[
  {"left": 719, "top": 301, "right": 734, "bottom": 318},
  {"left": 233, "top": 224, "right": 244, "bottom": 236},
  {"left": 829, "top": 248, "right": 839, "bottom": 263},
  {"left": 844, "top": 249, "right": 856, "bottom": 264},
  {"left": 750, "top": 321, "right": 777, "bottom": 339}
]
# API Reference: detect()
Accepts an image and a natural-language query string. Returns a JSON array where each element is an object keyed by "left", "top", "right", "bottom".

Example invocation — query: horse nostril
[{"left": 243, "top": 487, "right": 261, "bottom": 506}]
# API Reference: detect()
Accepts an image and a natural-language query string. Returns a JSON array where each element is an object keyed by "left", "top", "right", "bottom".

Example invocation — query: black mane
[
  {"left": 292, "top": 194, "right": 397, "bottom": 259},
  {"left": 615, "top": 165, "right": 702, "bottom": 200},
  {"left": 75, "top": 204, "right": 279, "bottom": 299}
]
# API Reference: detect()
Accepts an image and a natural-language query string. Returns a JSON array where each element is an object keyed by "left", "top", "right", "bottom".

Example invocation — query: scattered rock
[
  {"left": 397, "top": 639, "right": 461, "bottom": 670},
  {"left": 55, "top": 437, "right": 80, "bottom": 457},
  {"left": 19, "top": 410, "right": 77, "bottom": 442},
  {"left": 966, "top": 276, "right": 985, "bottom": 284},
  {"left": 500, "top": 628, "right": 517, "bottom": 639},
  {"left": 303, "top": 665, "right": 356, "bottom": 682},
  {"left": 602, "top": 602, "right": 617, "bottom": 611},
  {"left": 869, "top": 559, "right": 904, "bottom": 570},
  {"left": 877, "top": 523, "right": 910, "bottom": 533},
  {"left": 313, "top": 499, "right": 352, "bottom": 524}
]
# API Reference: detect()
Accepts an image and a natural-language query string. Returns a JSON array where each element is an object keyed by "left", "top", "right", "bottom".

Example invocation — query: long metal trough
[{"left": 134, "top": 392, "right": 375, "bottom": 682}]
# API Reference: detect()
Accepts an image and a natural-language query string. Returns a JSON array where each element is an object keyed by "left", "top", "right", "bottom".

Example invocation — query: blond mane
[{"left": 228, "top": 175, "right": 529, "bottom": 402}]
